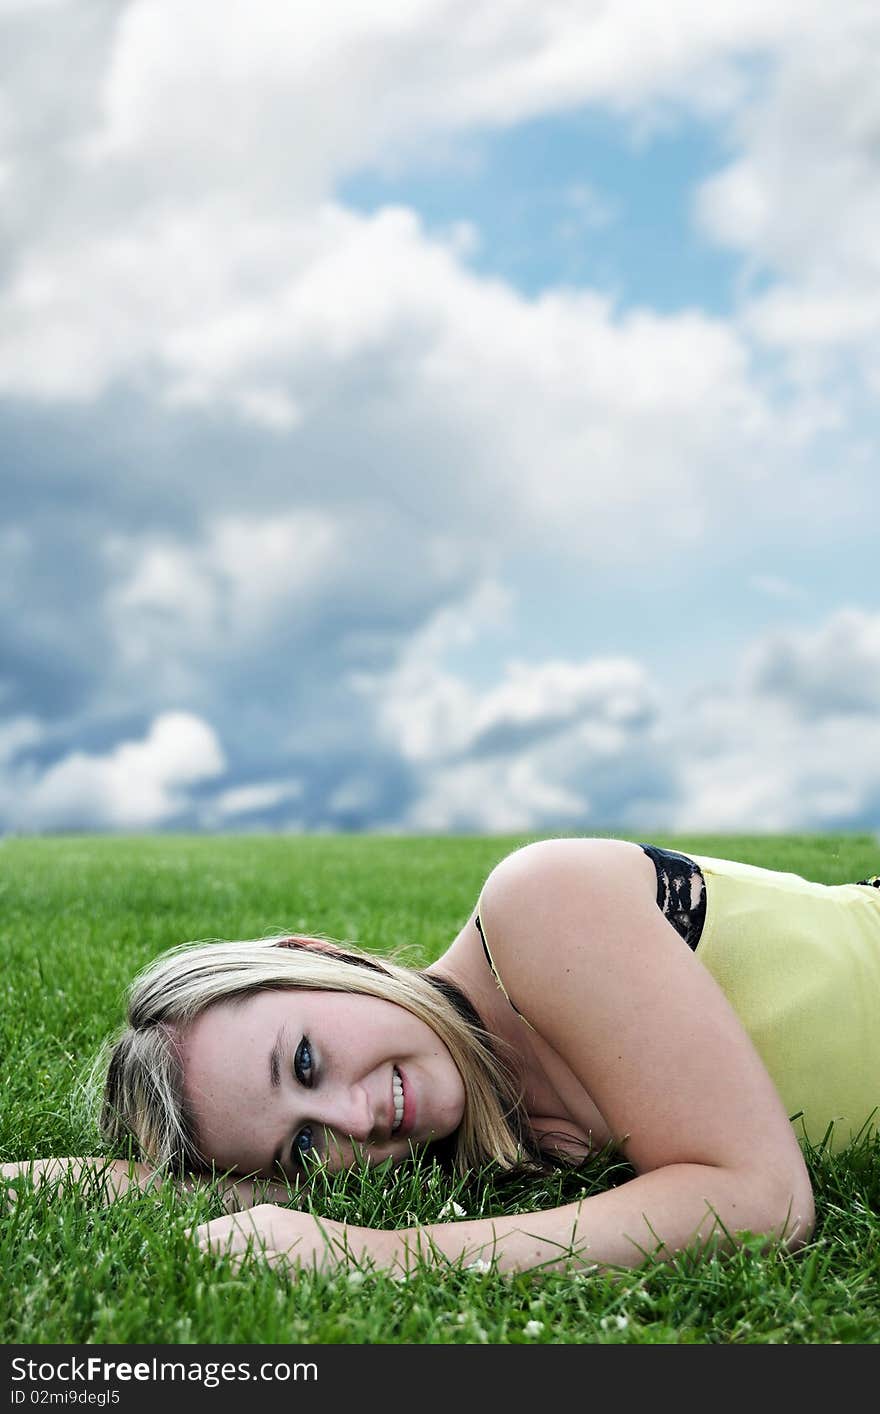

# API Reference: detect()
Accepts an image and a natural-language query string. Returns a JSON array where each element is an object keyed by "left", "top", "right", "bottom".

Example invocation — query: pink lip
[{"left": 395, "top": 1065, "right": 415, "bottom": 1140}]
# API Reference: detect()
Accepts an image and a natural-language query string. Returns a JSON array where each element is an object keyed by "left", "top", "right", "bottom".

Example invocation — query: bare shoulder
[
  {"left": 479, "top": 836, "right": 656, "bottom": 919},
  {"left": 475, "top": 836, "right": 660, "bottom": 1005}
]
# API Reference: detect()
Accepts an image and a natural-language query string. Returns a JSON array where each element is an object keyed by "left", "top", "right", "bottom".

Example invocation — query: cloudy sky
[{"left": 1, "top": 0, "right": 879, "bottom": 837}]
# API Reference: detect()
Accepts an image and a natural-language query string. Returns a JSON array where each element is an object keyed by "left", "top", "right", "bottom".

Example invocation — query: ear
[
  {"left": 274, "top": 935, "right": 388, "bottom": 976},
  {"left": 274, "top": 935, "right": 347, "bottom": 956}
]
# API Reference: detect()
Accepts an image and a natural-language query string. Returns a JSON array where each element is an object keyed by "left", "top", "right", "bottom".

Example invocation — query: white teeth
[{"left": 392, "top": 1067, "right": 404, "bottom": 1132}]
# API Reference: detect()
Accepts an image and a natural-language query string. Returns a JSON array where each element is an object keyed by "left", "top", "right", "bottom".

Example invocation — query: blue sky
[
  {"left": 1, "top": 0, "right": 878, "bottom": 837},
  {"left": 343, "top": 108, "right": 745, "bottom": 316}
]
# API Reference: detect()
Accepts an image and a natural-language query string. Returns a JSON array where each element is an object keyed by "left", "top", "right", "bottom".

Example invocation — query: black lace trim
[{"left": 636, "top": 843, "right": 707, "bottom": 952}]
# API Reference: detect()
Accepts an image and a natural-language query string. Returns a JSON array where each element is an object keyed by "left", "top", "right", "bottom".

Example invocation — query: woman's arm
[
  {"left": 2, "top": 1156, "right": 291, "bottom": 1212},
  {"left": 392, "top": 1163, "right": 810, "bottom": 1274},
  {"left": 196, "top": 1158, "right": 812, "bottom": 1276},
  {"left": 462, "top": 839, "right": 815, "bottom": 1263},
  {"left": 2, "top": 1157, "right": 152, "bottom": 1205}
]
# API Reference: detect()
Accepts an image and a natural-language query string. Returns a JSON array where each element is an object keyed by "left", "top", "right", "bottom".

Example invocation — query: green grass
[{"left": 2, "top": 831, "right": 879, "bottom": 1344}]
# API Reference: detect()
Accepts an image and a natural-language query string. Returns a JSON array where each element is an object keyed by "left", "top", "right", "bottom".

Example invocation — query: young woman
[{"left": 6, "top": 838, "right": 880, "bottom": 1277}]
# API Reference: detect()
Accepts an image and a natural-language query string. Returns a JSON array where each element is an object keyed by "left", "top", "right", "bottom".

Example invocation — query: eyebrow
[
  {"left": 269, "top": 1024, "right": 288, "bottom": 1090},
  {"left": 269, "top": 1023, "right": 291, "bottom": 1173}
]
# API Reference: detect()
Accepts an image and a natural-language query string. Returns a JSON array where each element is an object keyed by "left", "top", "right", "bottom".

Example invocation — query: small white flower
[
  {"left": 465, "top": 1259, "right": 492, "bottom": 1274},
  {"left": 438, "top": 1200, "right": 466, "bottom": 1220},
  {"left": 600, "top": 1313, "right": 628, "bottom": 1331},
  {"left": 347, "top": 1270, "right": 366, "bottom": 1286},
  {"left": 523, "top": 1320, "right": 544, "bottom": 1338}
]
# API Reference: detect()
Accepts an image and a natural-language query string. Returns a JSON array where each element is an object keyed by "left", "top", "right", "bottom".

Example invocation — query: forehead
[
  {"left": 186, "top": 987, "right": 290, "bottom": 1051},
  {"left": 183, "top": 987, "right": 335, "bottom": 1067},
  {"left": 179, "top": 988, "right": 280, "bottom": 1084}
]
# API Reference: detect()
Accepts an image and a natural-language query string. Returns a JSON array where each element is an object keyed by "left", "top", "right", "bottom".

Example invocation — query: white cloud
[
  {"left": 696, "top": 2, "right": 880, "bottom": 393},
  {"left": 326, "top": 777, "right": 381, "bottom": 818},
  {"left": 668, "top": 607, "right": 880, "bottom": 831},
  {"left": 346, "top": 583, "right": 661, "bottom": 831},
  {"left": 743, "top": 607, "right": 880, "bottom": 718},
  {"left": 345, "top": 601, "right": 880, "bottom": 836},
  {"left": 207, "top": 780, "right": 302, "bottom": 820},
  {"left": 104, "top": 509, "right": 342, "bottom": 667},
  {"left": 369, "top": 651, "right": 655, "bottom": 765},
  {"left": 232, "top": 386, "right": 304, "bottom": 432},
  {"left": 3, "top": 711, "right": 226, "bottom": 831},
  {"left": 82, "top": 0, "right": 814, "bottom": 191},
  {"left": 403, "top": 755, "right": 587, "bottom": 835},
  {"left": 0, "top": 0, "right": 71, "bottom": 12},
  {"left": 672, "top": 699, "right": 880, "bottom": 834},
  {"left": 3, "top": 195, "right": 786, "bottom": 571}
]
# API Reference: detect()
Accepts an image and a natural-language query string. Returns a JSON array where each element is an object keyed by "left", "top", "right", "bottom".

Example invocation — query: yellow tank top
[
  {"left": 689, "top": 854, "right": 880, "bottom": 1152},
  {"left": 477, "top": 853, "right": 880, "bottom": 1154}
]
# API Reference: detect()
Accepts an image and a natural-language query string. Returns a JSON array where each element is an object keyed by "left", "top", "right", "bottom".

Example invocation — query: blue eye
[
  {"left": 294, "top": 1036, "right": 313, "bottom": 1087},
  {"left": 289, "top": 1038, "right": 315, "bottom": 1170},
  {"left": 291, "top": 1126, "right": 314, "bottom": 1167}
]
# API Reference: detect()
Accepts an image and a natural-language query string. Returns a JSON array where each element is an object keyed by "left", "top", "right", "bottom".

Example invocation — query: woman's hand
[
  {"left": 209, "top": 1173, "right": 295, "bottom": 1213},
  {"left": 193, "top": 1203, "right": 357, "bottom": 1274}
]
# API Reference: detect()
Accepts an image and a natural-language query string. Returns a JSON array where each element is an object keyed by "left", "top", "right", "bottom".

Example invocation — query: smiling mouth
[{"left": 392, "top": 1066, "right": 404, "bottom": 1134}]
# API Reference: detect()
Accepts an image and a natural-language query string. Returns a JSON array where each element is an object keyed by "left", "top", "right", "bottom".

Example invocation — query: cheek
[
  {"left": 442, "top": 1050, "right": 466, "bottom": 1099},
  {"left": 206, "top": 1120, "right": 268, "bottom": 1175},
  {"left": 188, "top": 1075, "right": 268, "bottom": 1170},
  {"left": 437, "top": 1058, "right": 467, "bottom": 1126}
]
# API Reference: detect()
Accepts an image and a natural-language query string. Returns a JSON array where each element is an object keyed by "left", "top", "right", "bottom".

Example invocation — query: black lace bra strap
[{"left": 637, "top": 843, "right": 707, "bottom": 953}]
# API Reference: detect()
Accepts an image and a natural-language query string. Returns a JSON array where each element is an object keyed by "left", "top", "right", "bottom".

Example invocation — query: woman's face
[{"left": 178, "top": 987, "right": 467, "bottom": 1180}]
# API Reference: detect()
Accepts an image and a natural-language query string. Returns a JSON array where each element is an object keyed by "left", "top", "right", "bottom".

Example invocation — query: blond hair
[{"left": 96, "top": 933, "right": 538, "bottom": 1180}]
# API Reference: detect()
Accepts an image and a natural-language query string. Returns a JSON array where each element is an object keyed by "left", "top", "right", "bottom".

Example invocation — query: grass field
[{"left": 2, "top": 831, "right": 879, "bottom": 1345}]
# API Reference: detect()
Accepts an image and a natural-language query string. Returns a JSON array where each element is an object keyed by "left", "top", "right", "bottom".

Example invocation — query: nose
[{"left": 318, "top": 1083, "right": 375, "bottom": 1146}]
